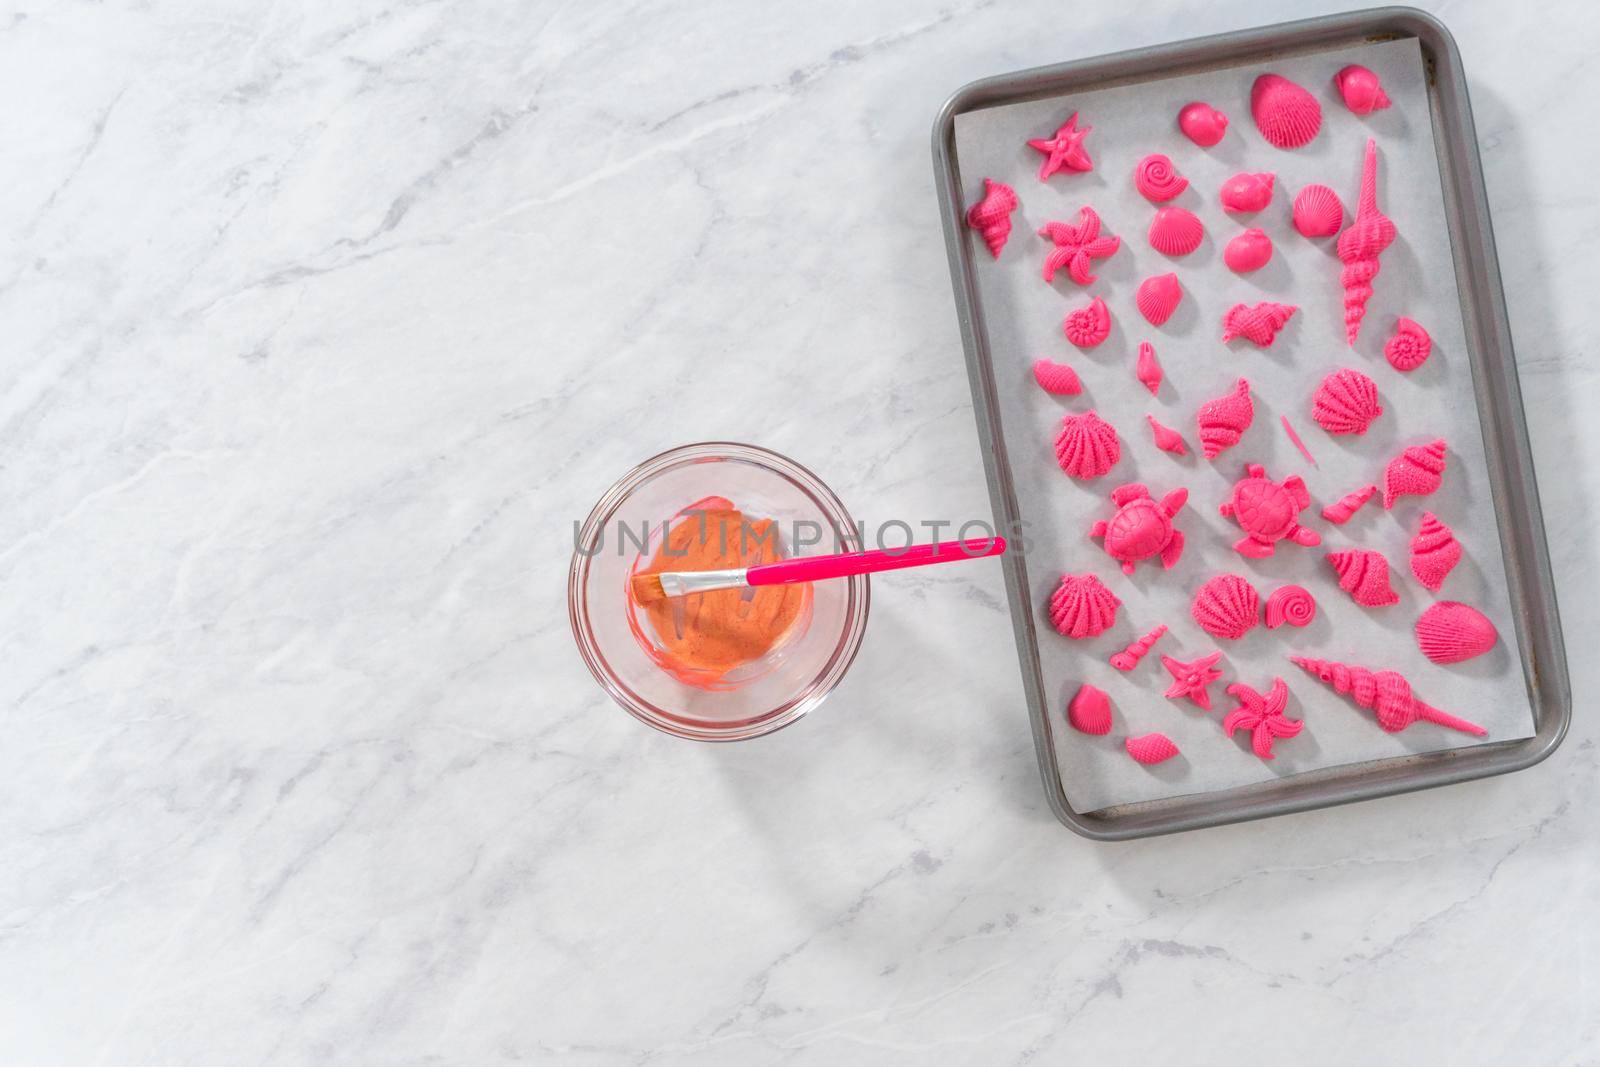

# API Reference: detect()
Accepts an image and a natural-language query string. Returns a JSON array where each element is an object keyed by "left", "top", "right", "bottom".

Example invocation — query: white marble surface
[{"left": 2, "top": 1, "right": 1596, "bottom": 1062}]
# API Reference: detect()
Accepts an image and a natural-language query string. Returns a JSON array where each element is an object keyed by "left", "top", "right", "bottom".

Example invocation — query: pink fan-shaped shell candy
[
  {"left": 1251, "top": 73, "right": 1323, "bottom": 149},
  {"left": 1192, "top": 573, "right": 1260, "bottom": 640},
  {"left": 1033, "top": 359, "right": 1083, "bottom": 396},
  {"left": 1292, "top": 184, "right": 1344, "bottom": 237},
  {"left": 1055, "top": 409, "right": 1121, "bottom": 479},
  {"left": 1224, "top": 228, "right": 1273, "bottom": 272},
  {"left": 1067, "top": 683, "right": 1113, "bottom": 734},
  {"left": 1410, "top": 511, "right": 1462, "bottom": 591},
  {"left": 1415, "top": 601, "right": 1498, "bottom": 665},
  {"left": 965, "top": 178, "right": 1019, "bottom": 257},
  {"left": 1327, "top": 549, "right": 1400, "bottom": 607},
  {"left": 1383, "top": 439, "right": 1448, "bottom": 508},
  {"left": 1386, "top": 317, "right": 1433, "bottom": 371},
  {"left": 1178, "top": 101, "right": 1228, "bottom": 147},
  {"left": 1135, "top": 342, "right": 1162, "bottom": 395},
  {"left": 1048, "top": 573, "right": 1121, "bottom": 639},
  {"left": 1134, "top": 154, "right": 1188, "bottom": 202},
  {"left": 1147, "top": 414, "right": 1188, "bottom": 456},
  {"left": 1062, "top": 295, "right": 1112, "bottom": 348},
  {"left": 1148, "top": 207, "right": 1204, "bottom": 256},
  {"left": 1196, "top": 377, "right": 1254, "bottom": 459},
  {"left": 1334, "top": 64, "right": 1392, "bottom": 115},
  {"left": 1219, "top": 172, "right": 1275, "bottom": 213},
  {"left": 1126, "top": 732, "right": 1180, "bottom": 765},
  {"left": 1312, "top": 368, "right": 1382, "bottom": 435},
  {"left": 1136, "top": 272, "right": 1183, "bottom": 326},
  {"left": 1221, "top": 301, "right": 1297, "bottom": 347}
]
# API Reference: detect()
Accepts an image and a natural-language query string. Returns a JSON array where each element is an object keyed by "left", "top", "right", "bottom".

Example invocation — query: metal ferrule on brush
[{"left": 658, "top": 568, "right": 749, "bottom": 598}]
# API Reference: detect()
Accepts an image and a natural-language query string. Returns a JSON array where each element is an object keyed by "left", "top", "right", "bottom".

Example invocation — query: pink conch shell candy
[
  {"left": 1224, "top": 228, "right": 1274, "bottom": 272},
  {"left": 1054, "top": 409, "right": 1121, "bottom": 479},
  {"left": 1415, "top": 601, "right": 1498, "bottom": 665},
  {"left": 1327, "top": 548, "right": 1400, "bottom": 607},
  {"left": 1062, "top": 294, "right": 1112, "bottom": 348},
  {"left": 1221, "top": 302, "right": 1297, "bottom": 347},
  {"left": 1048, "top": 573, "right": 1121, "bottom": 639},
  {"left": 1162, "top": 651, "right": 1224, "bottom": 709},
  {"left": 1147, "top": 414, "right": 1188, "bottom": 456},
  {"left": 1126, "top": 732, "right": 1180, "bottom": 765},
  {"left": 1089, "top": 481, "right": 1188, "bottom": 575},
  {"left": 1385, "top": 317, "right": 1433, "bottom": 371},
  {"left": 1028, "top": 111, "right": 1094, "bottom": 180},
  {"left": 965, "top": 178, "right": 1018, "bottom": 257},
  {"left": 1218, "top": 463, "right": 1321, "bottom": 558},
  {"left": 1148, "top": 207, "right": 1204, "bottom": 256},
  {"left": 1382, "top": 439, "right": 1447, "bottom": 508},
  {"left": 1322, "top": 484, "right": 1377, "bottom": 525},
  {"left": 1292, "top": 184, "right": 1344, "bottom": 237},
  {"left": 1178, "top": 101, "right": 1229, "bottom": 147},
  {"left": 1219, "top": 172, "right": 1275, "bottom": 213},
  {"left": 1033, "top": 359, "right": 1083, "bottom": 396},
  {"left": 1039, "top": 206, "right": 1121, "bottom": 285},
  {"left": 1192, "top": 573, "right": 1260, "bottom": 640},
  {"left": 1334, "top": 64, "right": 1392, "bottom": 115},
  {"left": 1251, "top": 73, "right": 1323, "bottom": 149},
  {"left": 1312, "top": 368, "right": 1382, "bottom": 435},
  {"left": 1290, "top": 656, "right": 1487, "bottom": 735},
  {"left": 1338, "top": 138, "right": 1398, "bottom": 345},
  {"left": 1264, "top": 585, "right": 1317, "bottom": 629},
  {"left": 1134, "top": 154, "right": 1188, "bottom": 202},
  {"left": 1136, "top": 341, "right": 1163, "bottom": 395},
  {"left": 1196, "top": 377, "right": 1254, "bottom": 459},
  {"left": 1110, "top": 624, "right": 1168, "bottom": 671},
  {"left": 1136, "top": 272, "right": 1183, "bottom": 326},
  {"left": 1410, "top": 511, "right": 1462, "bottom": 591},
  {"left": 1223, "top": 678, "right": 1303, "bottom": 760},
  {"left": 1067, "top": 682, "right": 1113, "bottom": 734}
]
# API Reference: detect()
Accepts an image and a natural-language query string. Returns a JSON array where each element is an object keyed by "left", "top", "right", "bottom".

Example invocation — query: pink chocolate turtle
[
  {"left": 1218, "top": 463, "right": 1322, "bottom": 559},
  {"left": 1090, "top": 482, "right": 1188, "bottom": 575}
]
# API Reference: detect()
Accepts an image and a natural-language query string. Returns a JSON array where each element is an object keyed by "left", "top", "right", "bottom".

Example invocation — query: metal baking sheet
[{"left": 932, "top": 7, "right": 1570, "bottom": 838}]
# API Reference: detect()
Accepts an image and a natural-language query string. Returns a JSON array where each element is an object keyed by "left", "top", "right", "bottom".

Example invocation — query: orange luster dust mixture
[{"left": 638, "top": 506, "right": 809, "bottom": 683}]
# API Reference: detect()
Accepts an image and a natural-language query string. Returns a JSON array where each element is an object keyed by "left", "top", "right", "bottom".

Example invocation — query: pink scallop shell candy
[
  {"left": 1385, "top": 317, "right": 1433, "bottom": 371},
  {"left": 1148, "top": 207, "right": 1204, "bottom": 256},
  {"left": 1048, "top": 573, "right": 1122, "bottom": 639},
  {"left": 1196, "top": 377, "right": 1254, "bottom": 459},
  {"left": 1312, "top": 368, "right": 1382, "bottom": 435},
  {"left": 1067, "top": 682, "right": 1113, "bottom": 734},
  {"left": 1033, "top": 359, "right": 1083, "bottom": 396},
  {"left": 1178, "top": 101, "right": 1229, "bottom": 147},
  {"left": 1147, "top": 414, "right": 1188, "bottom": 456},
  {"left": 965, "top": 178, "right": 1019, "bottom": 258},
  {"left": 1062, "top": 294, "right": 1112, "bottom": 348},
  {"left": 1383, "top": 439, "right": 1447, "bottom": 508},
  {"left": 1054, "top": 409, "right": 1121, "bottom": 479},
  {"left": 1415, "top": 601, "right": 1498, "bottom": 665},
  {"left": 1134, "top": 153, "right": 1188, "bottom": 203},
  {"left": 1264, "top": 585, "right": 1316, "bottom": 629},
  {"left": 1192, "top": 573, "right": 1260, "bottom": 640},
  {"left": 1221, "top": 301, "right": 1297, "bottom": 347},
  {"left": 1322, "top": 484, "right": 1377, "bottom": 525},
  {"left": 1327, "top": 548, "right": 1400, "bottom": 607},
  {"left": 1334, "top": 64, "right": 1392, "bottom": 116},
  {"left": 1292, "top": 184, "right": 1344, "bottom": 238},
  {"left": 1136, "top": 272, "right": 1183, "bottom": 326},
  {"left": 1126, "top": 732, "right": 1180, "bottom": 765},
  {"left": 1219, "top": 172, "right": 1275, "bottom": 213},
  {"left": 1223, "top": 228, "right": 1273, "bottom": 272},
  {"left": 1410, "top": 511, "right": 1462, "bottom": 591},
  {"left": 1251, "top": 73, "right": 1323, "bottom": 149},
  {"left": 1135, "top": 341, "right": 1163, "bottom": 395}
]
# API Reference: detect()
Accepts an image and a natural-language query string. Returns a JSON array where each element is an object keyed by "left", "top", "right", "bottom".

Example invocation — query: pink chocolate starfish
[
  {"left": 1039, "top": 207, "right": 1121, "bottom": 286},
  {"left": 1028, "top": 112, "right": 1094, "bottom": 180},
  {"left": 1222, "top": 678, "right": 1304, "bottom": 760},
  {"left": 1161, "top": 651, "right": 1223, "bottom": 710}
]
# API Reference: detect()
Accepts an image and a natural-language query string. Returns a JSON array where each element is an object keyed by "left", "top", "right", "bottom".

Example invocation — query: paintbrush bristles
[{"left": 630, "top": 572, "right": 667, "bottom": 605}]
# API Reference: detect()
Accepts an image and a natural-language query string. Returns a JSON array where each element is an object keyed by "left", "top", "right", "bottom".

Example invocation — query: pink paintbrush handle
[{"left": 746, "top": 537, "right": 1006, "bottom": 586}]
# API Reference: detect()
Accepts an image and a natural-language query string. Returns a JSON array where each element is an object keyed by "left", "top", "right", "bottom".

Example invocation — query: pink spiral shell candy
[
  {"left": 1385, "top": 317, "right": 1433, "bottom": 371},
  {"left": 1265, "top": 585, "right": 1317, "bottom": 629},
  {"left": 965, "top": 178, "right": 1018, "bottom": 257},
  {"left": 1136, "top": 341, "right": 1163, "bottom": 395},
  {"left": 1322, "top": 484, "right": 1376, "bottom": 525},
  {"left": 1028, "top": 111, "right": 1094, "bottom": 180},
  {"left": 1338, "top": 138, "right": 1397, "bottom": 345},
  {"left": 1312, "top": 368, "right": 1382, "bottom": 435},
  {"left": 1221, "top": 302, "right": 1297, "bottom": 347},
  {"left": 1048, "top": 573, "right": 1121, "bottom": 639},
  {"left": 1126, "top": 732, "right": 1180, "bottom": 765},
  {"left": 1178, "top": 101, "right": 1228, "bottom": 147},
  {"left": 1110, "top": 624, "right": 1168, "bottom": 671},
  {"left": 1251, "top": 73, "right": 1323, "bottom": 149},
  {"left": 1290, "top": 656, "right": 1486, "bottom": 736},
  {"left": 1219, "top": 172, "right": 1275, "bottom": 213},
  {"left": 1415, "top": 601, "right": 1498, "bottom": 665},
  {"left": 1410, "top": 511, "right": 1462, "bottom": 591},
  {"left": 1196, "top": 377, "right": 1254, "bottom": 459},
  {"left": 1147, "top": 414, "right": 1188, "bottom": 456},
  {"left": 1327, "top": 548, "right": 1400, "bottom": 607},
  {"left": 1039, "top": 206, "right": 1121, "bottom": 286},
  {"left": 1067, "top": 682, "right": 1113, "bottom": 734},
  {"left": 1134, "top": 154, "right": 1188, "bottom": 202},
  {"left": 1062, "top": 294, "right": 1112, "bottom": 348},
  {"left": 1192, "top": 573, "right": 1260, "bottom": 640},
  {"left": 1148, "top": 207, "right": 1204, "bottom": 256},
  {"left": 1033, "top": 359, "right": 1083, "bottom": 396},
  {"left": 1292, "top": 184, "right": 1344, "bottom": 238},
  {"left": 1383, "top": 439, "right": 1447, "bottom": 508},
  {"left": 1136, "top": 272, "right": 1183, "bottom": 326},
  {"left": 1055, "top": 409, "right": 1121, "bottom": 479},
  {"left": 1334, "top": 64, "right": 1392, "bottom": 115},
  {"left": 1223, "top": 228, "right": 1273, "bottom": 272}
]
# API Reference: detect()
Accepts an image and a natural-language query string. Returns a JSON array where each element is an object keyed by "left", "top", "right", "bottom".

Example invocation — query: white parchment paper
[{"left": 952, "top": 37, "right": 1536, "bottom": 811}]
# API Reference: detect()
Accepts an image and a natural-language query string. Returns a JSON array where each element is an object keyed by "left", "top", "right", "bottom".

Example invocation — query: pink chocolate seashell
[
  {"left": 1089, "top": 482, "right": 1188, "bottom": 575},
  {"left": 1410, "top": 511, "right": 1462, "bottom": 591},
  {"left": 965, "top": 178, "right": 1018, "bottom": 257},
  {"left": 1223, "top": 678, "right": 1303, "bottom": 760},
  {"left": 1224, "top": 228, "right": 1274, "bottom": 272},
  {"left": 1055, "top": 409, "right": 1121, "bottom": 479},
  {"left": 1385, "top": 317, "right": 1433, "bottom": 371},
  {"left": 1178, "top": 101, "right": 1229, "bottom": 147},
  {"left": 1334, "top": 64, "right": 1392, "bottom": 115},
  {"left": 1162, "top": 651, "right": 1224, "bottom": 710},
  {"left": 1292, "top": 184, "right": 1344, "bottom": 237},
  {"left": 1136, "top": 272, "right": 1183, "bottom": 326},
  {"left": 1312, "top": 368, "right": 1382, "bottom": 435},
  {"left": 1067, "top": 682, "right": 1113, "bottom": 734},
  {"left": 1219, "top": 462, "right": 1321, "bottom": 559},
  {"left": 1291, "top": 656, "right": 1486, "bottom": 736},
  {"left": 1415, "top": 601, "right": 1498, "bottom": 665},
  {"left": 1062, "top": 294, "right": 1112, "bottom": 348},
  {"left": 1264, "top": 585, "right": 1316, "bottom": 629},
  {"left": 1033, "top": 358, "right": 1083, "bottom": 396},
  {"left": 1028, "top": 111, "right": 1094, "bottom": 180},
  {"left": 1251, "top": 73, "right": 1323, "bottom": 149},
  {"left": 1048, "top": 573, "right": 1121, "bottom": 639},
  {"left": 1039, "top": 206, "right": 1121, "bottom": 286},
  {"left": 1110, "top": 624, "right": 1168, "bottom": 671},
  {"left": 1327, "top": 548, "right": 1400, "bottom": 607},
  {"left": 1147, "top": 414, "right": 1188, "bottom": 456},
  {"left": 1126, "top": 732, "right": 1180, "bottom": 765},
  {"left": 1322, "top": 484, "right": 1376, "bottom": 525},
  {"left": 1221, "top": 301, "right": 1297, "bottom": 347},
  {"left": 1338, "top": 138, "right": 1398, "bottom": 345},
  {"left": 1134, "top": 154, "right": 1188, "bottom": 202},
  {"left": 1383, "top": 439, "right": 1447, "bottom": 508},
  {"left": 1196, "top": 377, "right": 1254, "bottom": 459},
  {"left": 1136, "top": 341, "right": 1163, "bottom": 395},
  {"left": 1148, "top": 207, "right": 1204, "bottom": 256},
  {"left": 1192, "top": 573, "right": 1260, "bottom": 640},
  {"left": 1219, "top": 172, "right": 1276, "bottom": 213}
]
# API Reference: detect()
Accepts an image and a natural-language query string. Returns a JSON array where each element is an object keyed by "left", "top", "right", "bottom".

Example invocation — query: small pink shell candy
[
  {"left": 1147, "top": 414, "right": 1188, "bottom": 456},
  {"left": 1322, "top": 484, "right": 1377, "bottom": 525},
  {"left": 1048, "top": 573, "right": 1122, "bottom": 639},
  {"left": 1292, "top": 184, "right": 1344, "bottom": 237},
  {"left": 1334, "top": 64, "right": 1393, "bottom": 115},
  {"left": 1196, "top": 377, "right": 1254, "bottom": 459},
  {"left": 1148, "top": 207, "right": 1204, "bottom": 256},
  {"left": 1192, "top": 573, "right": 1260, "bottom": 640},
  {"left": 1067, "top": 682, "right": 1113, "bottom": 734},
  {"left": 1110, "top": 625, "right": 1167, "bottom": 671},
  {"left": 1386, "top": 317, "right": 1433, "bottom": 371},
  {"left": 1410, "top": 511, "right": 1462, "bottom": 591},
  {"left": 1136, "top": 272, "right": 1183, "bottom": 326},
  {"left": 1219, "top": 172, "right": 1275, "bottom": 213},
  {"left": 1136, "top": 341, "right": 1162, "bottom": 395},
  {"left": 1383, "top": 439, "right": 1448, "bottom": 508},
  {"left": 1033, "top": 359, "right": 1083, "bottom": 396},
  {"left": 1327, "top": 549, "right": 1400, "bottom": 607},
  {"left": 1251, "top": 73, "right": 1323, "bottom": 149},
  {"left": 1178, "top": 101, "right": 1229, "bottom": 147},
  {"left": 1221, "top": 301, "right": 1297, "bottom": 347},
  {"left": 1312, "top": 368, "right": 1382, "bottom": 435},
  {"left": 1264, "top": 585, "right": 1316, "bottom": 629},
  {"left": 1055, "top": 409, "right": 1121, "bottom": 479},
  {"left": 1415, "top": 601, "right": 1498, "bottom": 665},
  {"left": 1224, "top": 228, "right": 1273, "bottom": 272},
  {"left": 1063, "top": 294, "right": 1112, "bottom": 348},
  {"left": 1134, "top": 153, "right": 1188, "bottom": 202},
  {"left": 965, "top": 178, "right": 1019, "bottom": 257},
  {"left": 1126, "top": 732, "right": 1180, "bottom": 765}
]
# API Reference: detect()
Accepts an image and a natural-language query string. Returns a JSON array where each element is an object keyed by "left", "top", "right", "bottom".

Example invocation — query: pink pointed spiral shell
[
  {"left": 1110, "top": 624, "right": 1168, "bottom": 671},
  {"left": 1251, "top": 73, "right": 1322, "bottom": 149},
  {"left": 1148, "top": 207, "right": 1204, "bottom": 256},
  {"left": 1415, "top": 601, "right": 1498, "bottom": 665},
  {"left": 1322, "top": 484, "right": 1377, "bottom": 525},
  {"left": 1221, "top": 301, "right": 1297, "bottom": 347},
  {"left": 1338, "top": 139, "right": 1397, "bottom": 345},
  {"left": 1290, "top": 656, "right": 1486, "bottom": 736},
  {"left": 1196, "top": 377, "right": 1254, "bottom": 459},
  {"left": 1136, "top": 272, "right": 1183, "bottom": 326},
  {"left": 1062, "top": 294, "right": 1112, "bottom": 348},
  {"left": 1055, "top": 409, "right": 1121, "bottom": 479},
  {"left": 1192, "top": 573, "right": 1260, "bottom": 640},
  {"left": 1312, "top": 368, "right": 1382, "bottom": 435},
  {"left": 1135, "top": 341, "right": 1162, "bottom": 395},
  {"left": 1410, "top": 511, "right": 1462, "bottom": 591},
  {"left": 1033, "top": 359, "right": 1083, "bottom": 396},
  {"left": 1264, "top": 585, "right": 1316, "bottom": 629},
  {"left": 1383, "top": 439, "right": 1447, "bottom": 508},
  {"left": 1334, "top": 64, "right": 1392, "bottom": 115},
  {"left": 1292, "top": 184, "right": 1344, "bottom": 238},
  {"left": 1224, "top": 228, "right": 1273, "bottom": 272},
  {"left": 1067, "top": 682, "right": 1113, "bottom": 734},
  {"left": 1219, "top": 172, "right": 1275, "bottom": 213},
  {"left": 1147, "top": 414, "right": 1187, "bottom": 456},
  {"left": 1048, "top": 573, "right": 1121, "bottom": 639},
  {"left": 1385, "top": 317, "right": 1433, "bottom": 371},
  {"left": 1327, "top": 548, "right": 1400, "bottom": 607},
  {"left": 1134, "top": 154, "right": 1188, "bottom": 202},
  {"left": 1126, "top": 732, "right": 1180, "bottom": 764},
  {"left": 965, "top": 178, "right": 1018, "bottom": 257}
]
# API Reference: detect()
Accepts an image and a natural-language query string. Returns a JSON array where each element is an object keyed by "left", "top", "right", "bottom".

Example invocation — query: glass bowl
[{"left": 568, "top": 442, "right": 870, "bottom": 741}]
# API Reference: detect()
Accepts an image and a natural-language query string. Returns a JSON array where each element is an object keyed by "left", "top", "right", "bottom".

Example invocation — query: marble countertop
[{"left": 4, "top": 0, "right": 1595, "bottom": 1062}]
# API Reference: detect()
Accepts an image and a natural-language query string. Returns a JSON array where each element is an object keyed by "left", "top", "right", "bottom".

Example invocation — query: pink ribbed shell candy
[
  {"left": 1048, "top": 573, "right": 1121, "bottom": 639},
  {"left": 1136, "top": 341, "right": 1163, "bottom": 395},
  {"left": 965, "top": 178, "right": 1018, "bottom": 257},
  {"left": 1192, "top": 573, "right": 1260, "bottom": 640},
  {"left": 1063, "top": 295, "right": 1112, "bottom": 348},
  {"left": 1055, "top": 409, "right": 1121, "bottom": 479},
  {"left": 1312, "top": 368, "right": 1382, "bottom": 435},
  {"left": 1383, "top": 439, "right": 1447, "bottom": 508},
  {"left": 1291, "top": 656, "right": 1486, "bottom": 736},
  {"left": 1327, "top": 548, "right": 1400, "bottom": 607},
  {"left": 1033, "top": 359, "right": 1083, "bottom": 396},
  {"left": 1067, "top": 682, "right": 1113, "bottom": 734},
  {"left": 1219, "top": 172, "right": 1275, "bottom": 213},
  {"left": 1334, "top": 64, "right": 1392, "bottom": 115},
  {"left": 1039, "top": 206, "right": 1121, "bottom": 286},
  {"left": 1415, "top": 601, "right": 1498, "bottom": 665},
  {"left": 1265, "top": 585, "right": 1316, "bottom": 629},
  {"left": 1224, "top": 228, "right": 1273, "bottom": 272},
  {"left": 1410, "top": 512, "right": 1462, "bottom": 591},
  {"left": 1251, "top": 73, "right": 1323, "bottom": 149},
  {"left": 1136, "top": 273, "right": 1183, "bottom": 326},
  {"left": 1126, "top": 732, "right": 1180, "bottom": 765},
  {"left": 1338, "top": 138, "right": 1397, "bottom": 345},
  {"left": 1178, "top": 101, "right": 1228, "bottom": 147},
  {"left": 1147, "top": 414, "right": 1188, "bottom": 456},
  {"left": 1292, "top": 184, "right": 1344, "bottom": 238},
  {"left": 1221, "top": 302, "right": 1297, "bottom": 347},
  {"left": 1322, "top": 484, "right": 1376, "bottom": 525},
  {"left": 1148, "top": 207, "right": 1204, "bottom": 256},
  {"left": 1134, "top": 154, "right": 1188, "bottom": 202},
  {"left": 1196, "top": 377, "right": 1254, "bottom": 459},
  {"left": 1386, "top": 317, "right": 1433, "bottom": 371}
]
